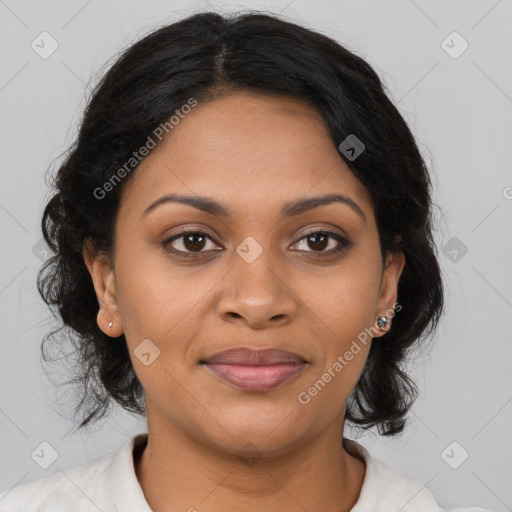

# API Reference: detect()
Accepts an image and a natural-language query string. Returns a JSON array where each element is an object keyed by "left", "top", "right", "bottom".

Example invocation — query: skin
[{"left": 83, "top": 91, "right": 405, "bottom": 512}]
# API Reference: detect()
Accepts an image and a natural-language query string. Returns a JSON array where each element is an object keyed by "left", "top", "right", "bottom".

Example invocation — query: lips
[
  {"left": 203, "top": 347, "right": 308, "bottom": 366},
  {"left": 200, "top": 347, "right": 309, "bottom": 392}
]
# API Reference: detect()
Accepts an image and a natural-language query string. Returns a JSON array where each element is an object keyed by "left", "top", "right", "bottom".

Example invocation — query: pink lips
[{"left": 201, "top": 347, "right": 308, "bottom": 392}]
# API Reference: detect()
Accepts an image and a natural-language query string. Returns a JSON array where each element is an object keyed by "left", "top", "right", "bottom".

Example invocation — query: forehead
[{"left": 119, "top": 91, "right": 373, "bottom": 220}]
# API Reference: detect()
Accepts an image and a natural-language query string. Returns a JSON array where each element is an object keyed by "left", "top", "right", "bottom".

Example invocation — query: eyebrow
[{"left": 141, "top": 192, "right": 367, "bottom": 224}]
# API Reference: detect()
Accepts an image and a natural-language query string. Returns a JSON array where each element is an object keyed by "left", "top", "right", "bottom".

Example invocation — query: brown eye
[
  {"left": 305, "top": 232, "right": 330, "bottom": 251},
  {"left": 163, "top": 231, "right": 219, "bottom": 255},
  {"left": 292, "top": 230, "right": 351, "bottom": 256},
  {"left": 182, "top": 233, "right": 207, "bottom": 252}
]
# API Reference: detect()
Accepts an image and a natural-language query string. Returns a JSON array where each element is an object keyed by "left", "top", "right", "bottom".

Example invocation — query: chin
[
  {"left": 215, "top": 432, "right": 304, "bottom": 460},
  {"left": 198, "top": 415, "right": 308, "bottom": 458}
]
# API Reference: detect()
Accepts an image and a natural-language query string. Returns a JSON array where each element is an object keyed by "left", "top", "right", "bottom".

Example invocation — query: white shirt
[{"left": 0, "top": 432, "right": 493, "bottom": 511}]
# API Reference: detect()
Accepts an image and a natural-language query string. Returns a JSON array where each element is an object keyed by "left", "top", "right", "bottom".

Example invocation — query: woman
[{"left": 0, "top": 10, "right": 493, "bottom": 512}]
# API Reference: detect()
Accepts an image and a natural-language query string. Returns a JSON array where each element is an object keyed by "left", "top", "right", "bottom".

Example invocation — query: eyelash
[{"left": 162, "top": 229, "right": 352, "bottom": 258}]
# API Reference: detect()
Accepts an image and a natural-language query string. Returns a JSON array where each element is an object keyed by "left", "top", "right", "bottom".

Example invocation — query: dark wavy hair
[{"left": 37, "top": 10, "right": 444, "bottom": 436}]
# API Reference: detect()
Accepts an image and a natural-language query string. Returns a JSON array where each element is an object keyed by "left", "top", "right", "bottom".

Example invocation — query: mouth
[{"left": 199, "top": 347, "right": 309, "bottom": 392}]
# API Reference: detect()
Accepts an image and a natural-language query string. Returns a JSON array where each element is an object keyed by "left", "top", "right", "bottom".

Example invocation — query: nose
[{"left": 216, "top": 247, "right": 298, "bottom": 329}]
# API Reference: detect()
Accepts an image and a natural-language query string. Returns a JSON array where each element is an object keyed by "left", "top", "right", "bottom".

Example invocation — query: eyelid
[
  {"left": 297, "top": 225, "right": 347, "bottom": 239},
  {"left": 164, "top": 225, "right": 219, "bottom": 242}
]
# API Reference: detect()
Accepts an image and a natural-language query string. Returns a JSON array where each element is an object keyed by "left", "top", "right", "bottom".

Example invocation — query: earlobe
[{"left": 97, "top": 307, "right": 123, "bottom": 337}]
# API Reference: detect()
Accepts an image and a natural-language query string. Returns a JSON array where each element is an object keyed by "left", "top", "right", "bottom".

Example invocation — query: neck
[{"left": 134, "top": 413, "right": 366, "bottom": 512}]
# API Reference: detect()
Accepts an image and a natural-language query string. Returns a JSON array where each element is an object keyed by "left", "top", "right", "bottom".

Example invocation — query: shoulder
[
  {"left": 0, "top": 446, "right": 114, "bottom": 512},
  {"left": 344, "top": 438, "right": 495, "bottom": 512}
]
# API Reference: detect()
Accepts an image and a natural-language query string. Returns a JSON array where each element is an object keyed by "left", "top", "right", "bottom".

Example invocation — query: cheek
[
  {"left": 306, "top": 258, "right": 381, "bottom": 336},
  {"left": 298, "top": 270, "right": 376, "bottom": 409},
  {"left": 114, "top": 246, "right": 219, "bottom": 351},
  {"left": 300, "top": 256, "right": 379, "bottom": 383}
]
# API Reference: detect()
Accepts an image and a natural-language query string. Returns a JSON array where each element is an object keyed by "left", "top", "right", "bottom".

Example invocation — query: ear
[
  {"left": 82, "top": 238, "right": 123, "bottom": 337},
  {"left": 374, "top": 248, "right": 406, "bottom": 338}
]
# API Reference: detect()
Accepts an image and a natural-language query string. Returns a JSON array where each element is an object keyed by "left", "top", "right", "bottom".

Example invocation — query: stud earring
[
  {"left": 108, "top": 321, "right": 113, "bottom": 328},
  {"left": 376, "top": 315, "right": 389, "bottom": 330}
]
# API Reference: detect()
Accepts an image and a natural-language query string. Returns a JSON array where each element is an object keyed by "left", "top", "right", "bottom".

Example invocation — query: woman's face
[{"left": 86, "top": 91, "right": 405, "bottom": 455}]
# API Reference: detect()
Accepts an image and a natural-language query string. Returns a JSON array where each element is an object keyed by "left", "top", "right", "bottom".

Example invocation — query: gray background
[{"left": 0, "top": 0, "right": 511, "bottom": 510}]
